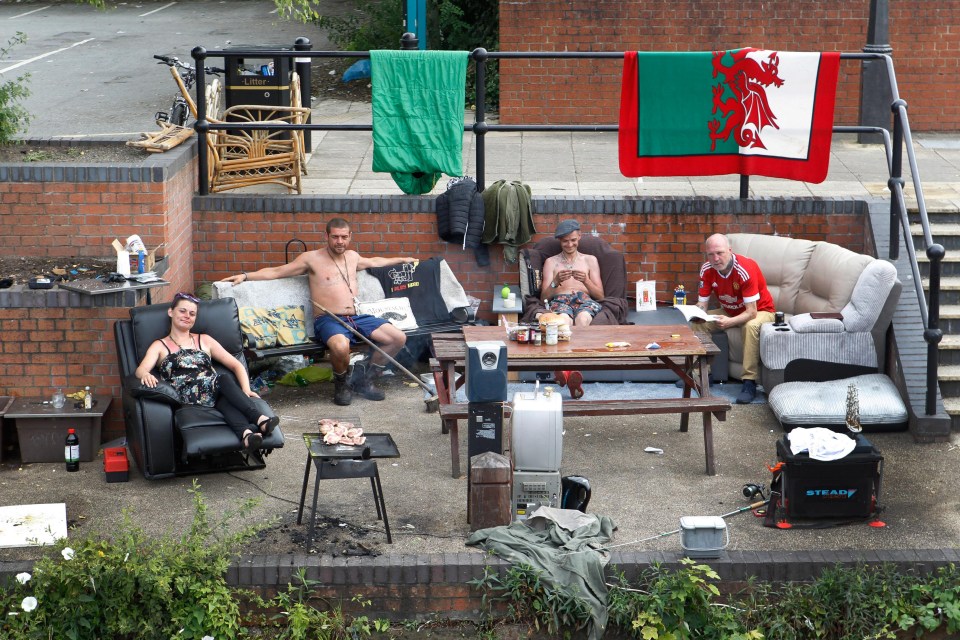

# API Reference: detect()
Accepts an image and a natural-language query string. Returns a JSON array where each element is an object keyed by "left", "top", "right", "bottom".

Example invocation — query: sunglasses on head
[{"left": 173, "top": 292, "right": 200, "bottom": 304}]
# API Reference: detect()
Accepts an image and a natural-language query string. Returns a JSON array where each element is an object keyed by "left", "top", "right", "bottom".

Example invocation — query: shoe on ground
[
  {"left": 554, "top": 370, "right": 568, "bottom": 387},
  {"left": 566, "top": 370, "right": 584, "bottom": 399},
  {"left": 333, "top": 371, "right": 352, "bottom": 406},
  {"left": 736, "top": 380, "right": 758, "bottom": 404},
  {"left": 352, "top": 362, "right": 386, "bottom": 401}
]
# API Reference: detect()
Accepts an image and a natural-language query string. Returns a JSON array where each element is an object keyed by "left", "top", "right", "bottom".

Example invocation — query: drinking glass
[{"left": 52, "top": 388, "right": 66, "bottom": 409}]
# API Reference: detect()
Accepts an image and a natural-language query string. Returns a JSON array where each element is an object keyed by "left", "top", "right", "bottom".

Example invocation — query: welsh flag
[{"left": 618, "top": 49, "right": 840, "bottom": 183}]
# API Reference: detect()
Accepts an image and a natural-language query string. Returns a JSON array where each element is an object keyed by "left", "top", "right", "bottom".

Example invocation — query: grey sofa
[{"left": 724, "top": 234, "right": 901, "bottom": 391}]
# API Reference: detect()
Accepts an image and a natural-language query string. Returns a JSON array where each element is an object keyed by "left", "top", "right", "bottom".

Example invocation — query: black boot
[
  {"left": 352, "top": 362, "right": 385, "bottom": 401},
  {"left": 333, "top": 370, "right": 352, "bottom": 406}
]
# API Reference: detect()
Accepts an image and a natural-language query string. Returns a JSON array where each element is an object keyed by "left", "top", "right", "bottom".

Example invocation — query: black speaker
[{"left": 465, "top": 341, "right": 507, "bottom": 402}]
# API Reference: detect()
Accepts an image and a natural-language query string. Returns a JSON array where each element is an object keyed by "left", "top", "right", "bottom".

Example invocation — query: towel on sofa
[{"left": 371, "top": 50, "right": 469, "bottom": 194}]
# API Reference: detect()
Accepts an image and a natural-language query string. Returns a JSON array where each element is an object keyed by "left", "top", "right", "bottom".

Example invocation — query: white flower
[
  {"left": 61, "top": 547, "right": 75, "bottom": 560},
  {"left": 15, "top": 572, "right": 30, "bottom": 584},
  {"left": 21, "top": 597, "right": 37, "bottom": 612}
]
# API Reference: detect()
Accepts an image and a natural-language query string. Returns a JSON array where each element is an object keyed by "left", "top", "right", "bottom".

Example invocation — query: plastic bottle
[
  {"left": 65, "top": 428, "right": 80, "bottom": 472},
  {"left": 137, "top": 250, "right": 146, "bottom": 274},
  {"left": 83, "top": 386, "right": 92, "bottom": 409}
]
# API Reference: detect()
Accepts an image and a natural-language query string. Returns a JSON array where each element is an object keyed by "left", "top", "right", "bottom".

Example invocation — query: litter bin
[{"left": 223, "top": 45, "right": 293, "bottom": 110}]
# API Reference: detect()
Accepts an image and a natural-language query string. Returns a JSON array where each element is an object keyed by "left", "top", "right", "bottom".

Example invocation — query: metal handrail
[{"left": 191, "top": 46, "right": 944, "bottom": 415}]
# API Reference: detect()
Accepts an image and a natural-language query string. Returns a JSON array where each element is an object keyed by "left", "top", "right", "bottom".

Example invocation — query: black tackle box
[{"left": 776, "top": 434, "right": 883, "bottom": 519}]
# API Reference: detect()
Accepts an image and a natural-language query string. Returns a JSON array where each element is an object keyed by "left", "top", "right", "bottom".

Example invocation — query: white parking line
[
  {"left": 139, "top": 2, "right": 177, "bottom": 17},
  {"left": 0, "top": 38, "right": 95, "bottom": 74},
  {"left": 8, "top": 6, "right": 50, "bottom": 19}
]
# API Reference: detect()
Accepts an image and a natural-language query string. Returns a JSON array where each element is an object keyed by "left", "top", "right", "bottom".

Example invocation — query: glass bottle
[
  {"left": 83, "top": 386, "right": 92, "bottom": 410},
  {"left": 65, "top": 428, "right": 80, "bottom": 472}
]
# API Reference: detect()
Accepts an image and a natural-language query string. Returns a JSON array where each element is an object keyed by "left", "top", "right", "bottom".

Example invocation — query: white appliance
[
  {"left": 510, "top": 387, "right": 563, "bottom": 472},
  {"left": 512, "top": 471, "right": 562, "bottom": 521}
]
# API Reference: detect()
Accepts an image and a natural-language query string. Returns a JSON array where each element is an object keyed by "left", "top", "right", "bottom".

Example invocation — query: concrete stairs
[{"left": 911, "top": 217, "right": 960, "bottom": 428}]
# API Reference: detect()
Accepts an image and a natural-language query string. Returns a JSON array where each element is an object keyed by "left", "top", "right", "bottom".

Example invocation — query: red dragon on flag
[
  {"left": 618, "top": 49, "right": 841, "bottom": 183},
  {"left": 709, "top": 49, "right": 785, "bottom": 152}
]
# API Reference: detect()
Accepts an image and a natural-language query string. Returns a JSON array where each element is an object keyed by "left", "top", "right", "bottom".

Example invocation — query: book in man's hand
[{"left": 674, "top": 305, "right": 724, "bottom": 323}]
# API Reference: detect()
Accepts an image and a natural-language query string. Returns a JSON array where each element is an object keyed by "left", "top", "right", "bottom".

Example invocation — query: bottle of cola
[{"left": 65, "top": 428, "right": 80, "bottom": 472}]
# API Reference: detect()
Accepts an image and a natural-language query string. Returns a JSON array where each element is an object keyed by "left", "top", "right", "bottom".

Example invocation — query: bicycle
[{"left": 153, "top": 54, "right": 225, "bottom": 126}]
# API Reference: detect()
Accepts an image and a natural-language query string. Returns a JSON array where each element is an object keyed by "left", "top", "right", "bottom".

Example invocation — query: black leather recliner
[{"left": 114, "top": 297, "right": 284, "bottom": 480}]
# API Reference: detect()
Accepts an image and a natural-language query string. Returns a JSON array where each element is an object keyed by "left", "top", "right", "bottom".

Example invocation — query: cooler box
[
  {"left": 776, "top": 434, "right": 882, "bottom": 519},
  {"left": 103, "top": 446, "right": 130, "bottom": 483},
  {"left": 511, "top": 390, "right": 562, "bottom": 472}
]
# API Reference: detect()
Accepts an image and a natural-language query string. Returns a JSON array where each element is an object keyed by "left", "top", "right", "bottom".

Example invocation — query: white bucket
[{"left": 679, "top": 516, "right": 729, "bottom": 559}]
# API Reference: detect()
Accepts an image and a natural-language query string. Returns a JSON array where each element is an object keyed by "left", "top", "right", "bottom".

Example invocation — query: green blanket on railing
[{"left": 370, "top": 49, "right": 469, "bottom": 194}]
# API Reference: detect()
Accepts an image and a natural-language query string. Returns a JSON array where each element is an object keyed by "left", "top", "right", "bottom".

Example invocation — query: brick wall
[
  {"left": 193, "top": 200, "right": 868, "bottom": 305},
  {"left": 0, "top": 144, "right": 198, "bottom": 442},
  {"left": 0, "top": 149, "right": 868, "bottom": 450},
  {"left": 497, "top": 0, "right": 960, "bottom": 131}
]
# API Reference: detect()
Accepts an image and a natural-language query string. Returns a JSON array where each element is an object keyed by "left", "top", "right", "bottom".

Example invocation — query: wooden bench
[
  {"left": 212, "top": 257, "right": 476, "bottom": 363},
  {"left": 437, "top": 396, "right": 730, "bottom": 479}
]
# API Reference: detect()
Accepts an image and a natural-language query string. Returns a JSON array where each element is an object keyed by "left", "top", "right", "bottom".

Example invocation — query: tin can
[
  {"left": 774, "top": 311, "right": 785, "bottom": 326},
  {"left": 545, "top": 322, "right": 559, "bottom": 345}
]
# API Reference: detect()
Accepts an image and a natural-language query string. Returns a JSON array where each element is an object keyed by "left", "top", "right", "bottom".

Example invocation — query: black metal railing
[{"left": 191, "top": 46, "right": 944, "bottom": 415}]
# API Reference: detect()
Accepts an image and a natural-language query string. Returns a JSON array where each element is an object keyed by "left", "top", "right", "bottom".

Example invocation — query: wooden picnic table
[{"left": 430, "top": 324, "right": 730, "bottom": 478}]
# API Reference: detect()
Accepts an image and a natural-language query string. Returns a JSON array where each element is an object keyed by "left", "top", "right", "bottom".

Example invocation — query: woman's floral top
[{"left": 159, "top": 334, "right": 218, "bottom": 407}]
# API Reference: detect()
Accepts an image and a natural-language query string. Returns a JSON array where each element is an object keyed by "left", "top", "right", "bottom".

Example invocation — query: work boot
[
  {"left": 333, "top": 370, "right": 352, "bottom": 406},
  {"left": 352, "top": 362, "right": 386, "bottom": 401},
  {"left": 736, "top": 379, "right": 757, "bottom": 404}
]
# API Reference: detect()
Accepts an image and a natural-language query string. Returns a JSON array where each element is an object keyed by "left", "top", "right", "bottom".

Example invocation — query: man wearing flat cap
[{"left": 538, "top": 219, "right": 604, "bottom": 398}]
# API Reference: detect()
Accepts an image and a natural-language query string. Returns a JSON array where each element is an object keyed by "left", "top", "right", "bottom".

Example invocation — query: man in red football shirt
[{"left": 695, "top": 233, "right": 776, "bottom": 403}]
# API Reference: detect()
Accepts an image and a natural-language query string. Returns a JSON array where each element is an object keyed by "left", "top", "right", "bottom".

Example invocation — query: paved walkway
[{"left": 301, "top": 99, "right": 960, "bottom": 210}]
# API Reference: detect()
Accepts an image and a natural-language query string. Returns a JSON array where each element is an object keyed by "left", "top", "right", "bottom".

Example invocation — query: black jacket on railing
[{"left": 436, "top": 177, "right": 489, "bottom": 266}]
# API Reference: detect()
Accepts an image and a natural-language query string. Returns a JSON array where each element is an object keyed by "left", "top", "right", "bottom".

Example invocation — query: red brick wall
[
  {"left": 0, "top": 159, "right": 198, "bottom": 442},
  {"left": 497, "top": 0, "right": 960, "bottom": 131},
  {"left": 193, "top": 209, "right": 867, "bottom": 306}
]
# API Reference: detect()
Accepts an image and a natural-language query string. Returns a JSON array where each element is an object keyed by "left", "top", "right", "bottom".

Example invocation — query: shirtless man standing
[
  {"left": 538, "top": 219, "right": 605, "bottom": 398},
  {"left": 222, "top": 218, "right": 417, "bottom": 406}
]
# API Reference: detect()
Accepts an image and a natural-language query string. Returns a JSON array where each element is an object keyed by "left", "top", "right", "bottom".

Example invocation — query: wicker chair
[{"left": 208, "top": 105, "right": 311, "bottom": 193}]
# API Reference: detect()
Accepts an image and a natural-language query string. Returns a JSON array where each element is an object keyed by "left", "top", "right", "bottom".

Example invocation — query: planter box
[
  {"left": 0, "top": 396, "right": 13, "bottom": 461},
  {"left": 5, "top": 396, "right": 110, "bottom": 463}
]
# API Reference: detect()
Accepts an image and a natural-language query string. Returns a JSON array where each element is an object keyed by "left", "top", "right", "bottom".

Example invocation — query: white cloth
[{"left": 787, "top": 427, "right": 857, "bottom": 462}]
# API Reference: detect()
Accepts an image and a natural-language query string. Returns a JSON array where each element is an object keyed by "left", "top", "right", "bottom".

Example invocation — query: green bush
[
  {"left": 0, "top": 481, "right": 254, "bottom": 639},
  {"left": 473, "top": 558, "right": 960, "bottom": 640},
  {"left": 0, "top": 32, "right": 31, "bottom": 145},
  {"left": 317, "top": 0, "right": 500, "bottom": 109}
]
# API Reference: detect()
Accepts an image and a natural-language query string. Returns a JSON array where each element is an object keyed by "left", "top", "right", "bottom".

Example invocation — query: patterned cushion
[
  {"left": 769, "top": 374, "right": 908, "bottom": 432},
  {"left": 238, "top": 307, "right": 278, "bottom": 349},
  {"left": 238, "top": 305, "right": 309, "bottom": 349},
  {"left": 269, "top": 305, "right": 309, "bottom": 345}
]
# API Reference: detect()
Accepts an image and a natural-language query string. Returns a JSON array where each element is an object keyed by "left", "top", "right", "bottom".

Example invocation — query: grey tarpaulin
[{"left": 466, "top": 507, "right": 616, "bottom": 640}]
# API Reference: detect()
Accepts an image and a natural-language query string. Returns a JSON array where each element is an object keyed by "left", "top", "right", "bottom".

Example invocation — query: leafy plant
[
  {"left": 317, "top": 0, "right": 500, "bottom": 109},
  {"left": 0, "top": 481, "right": 260, "bottom": 640},
  {"left": 606, "top": 559, "right": 759, "bottom": 640},
  {"left": 244, "top": 569, "right": 390, "bottom": 639},
  {"left": 0, "top": 32, "right": 31, "bottom": 144},
  {"left": 470, "top": 563, "right": 591, "bottom": 638}
]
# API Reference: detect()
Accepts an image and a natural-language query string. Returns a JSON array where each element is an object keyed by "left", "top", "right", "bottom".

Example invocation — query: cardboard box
[{"left": 112, "top": 236, "right": 163, "bottom": 274}]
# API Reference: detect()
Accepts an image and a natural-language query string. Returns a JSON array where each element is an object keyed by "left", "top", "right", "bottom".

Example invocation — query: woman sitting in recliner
[{"left": 134, "top": 292, "right": 279, "bottom": 451}]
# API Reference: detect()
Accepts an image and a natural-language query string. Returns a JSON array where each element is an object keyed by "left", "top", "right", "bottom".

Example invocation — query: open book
[{"left": 674, "top": 305, "right": 724, "bottom": 323}]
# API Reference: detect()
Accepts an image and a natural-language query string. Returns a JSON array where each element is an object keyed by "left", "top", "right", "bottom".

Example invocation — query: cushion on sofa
[
  {"left": 795, "top": 243, "right": 873, "bottom": 313},
  {"left": 768, "top": 373, "right": 908, "bottom": 433},
  {"left": 729, "top": 234, "right": 816, "bottom": 314},
  {"left": 840, "top": 260, "right": 899, "bottom": 332}
]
